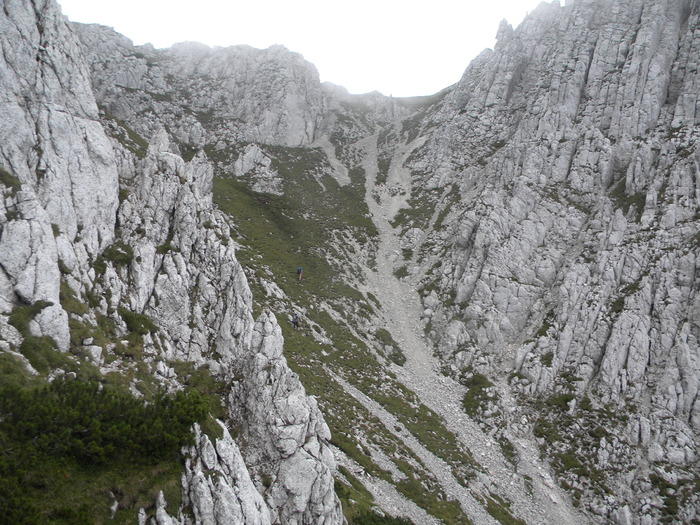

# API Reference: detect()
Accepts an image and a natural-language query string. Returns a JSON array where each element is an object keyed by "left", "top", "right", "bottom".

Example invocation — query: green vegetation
[
  {"left": 117, "top": 307, "right": 157, "bottom": 336},
  {"left": 395, "top": 473, "right": 467, "bottom": 524},
  {"left": 485, "top": 494, "right": 526, "bottom": 525},
  {"left": 541, "top": 352, "right": 554, "bottom": 367},
  {"left": 211, "top": 143, "right": 474, "bottom": 523},
  {"left": 374, "top": 328, "right": 406, "bottom": 365},
  {"left": 499, "top": 437, "right": 517, "bottom": 464},
  {"left": 336, "top": 467, "right": 414, "bottom": 523},
  {"left": 0, "top": 282, "right": 221, "bottom": 525},
  {"left": 610, "top": 295, "right": 625, "bottom": 313},
  {"left": 118, "top": 188, "right": 130, "bottom": 203},
  {"left": 179, "top": 144, "right": 200, "bottom": 162},
  {"left": 546, "top": 393, "right": 575, "bottom": 410},
  {"left": 156, "top": 229, "right": 178, "bottom": 254},
  {"left": 649, "top": 472, "right": 685, "bottom": 523},
  {"left": 376, "top": 156, "right": 392, "bottom": 185},
  {"left": 213, "top": 145, "right": 376, "bottom": 302},
  {"left": 462, "top": 373, "right": 494, "bottom": 416},
  {"left": 608, "top": 178, "right": 646, "bottom": 222},
  {"left": 432, "top": 188, "right": 459, "bottom": 232},
  {"left": 7, "top": 301, "right": 75, "bottom": 375},
  {"left": 168, "top": 361, "right": 229, "bottom": 433},
  {"left": 8, "top": 300, "right": 54, "bottom": 337},
  {"left": 60, "top": 281, "right": 88, "bottom": 316},
  {"left": 101, "top": 111, "right": 149, "bottom": 159},
  {"left": 0, "top": 379, "right": 207, "bottom": 523},
  {"left": 0, "top": 379, "right": 205, "bottom": 463},
  {"left": 390, "top": 192, "right": 436, "bottom": 232},
  {"left": 351, "top": 510, "right": 413, "bottom": 524},
  {"left": 0, "top": 166, "right": 22, "bottom": 195},
  {"left": 93, "top": 241, "right": 134, "bottom": 274},
  {"left": 335, "top": 465, "right": 413, "bottom": 524},
  {"left": 611, "top": 280, "right": 642, "bottom": 315},
  {"left": 535, "top": 310, "right": 555, "bottom": 338},
  {"left": 394, "top": 265, "right": 409, "bottom": 279},
  {"left": 532, "top": 392, "right": 627, "bottom": 504}
]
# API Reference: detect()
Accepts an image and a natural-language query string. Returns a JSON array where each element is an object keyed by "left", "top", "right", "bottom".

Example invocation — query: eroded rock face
[
  {"left": 112, "top": 136, "right": 342, "bottom": 524},
  {"left": 403, "top": 0, "right": 699, "bottom": 521},
  {"left": 229, "top": 311, "right": 341, "bottom": 525},
  {"left": 0, "top": 0, "right": 118, "bottom": 342},
  {"left": 112, "top": 130, "right": 254, "bottom": 372},
  {"left": 0, "top": 2, "right": 341, "bottom": 523},
  {"left": 234, "top": 144, "right": 283, "bottom": 195},
  {"left": 181, "top": 423, "right": 272, "bottom": 525},
  {"left": 72, "top": 24, "right": 326, "bottom": 149}
]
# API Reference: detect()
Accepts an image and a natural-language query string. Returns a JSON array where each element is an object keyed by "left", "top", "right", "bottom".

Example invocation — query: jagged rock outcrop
[
  {"left": 0, "top": 1, "right": 341, "bottom": 523},
  {"left": 138, "top": 423, "right": 272, "bottom": 525},
  {"left": 72, "top": 22, "right": 438, "bottom": 179},
  {"left": 234, "top": 144, "right": 283, "bottom": 195},
  {"left": 399, "top": 0, "right": 699, "bottom": 521},
  {"left": 110, "top": 130, "right": 254, "bottom": 371},
  {"left": 72, "top": 23, "right": 327, "bottom": 148},
  {"left": 0, "top": 0, "right": 118, "bottom": 343},
  {"left": 230, "top": 311, "right": 341, "bottom": 524},
  {"left": 181, "top": 423, "right": 271, "bottom": 525}
]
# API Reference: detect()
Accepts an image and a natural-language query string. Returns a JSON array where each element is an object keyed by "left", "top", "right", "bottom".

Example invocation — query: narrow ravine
[{"left": 354, "top": 133, "right": 588, "bottom": 525}]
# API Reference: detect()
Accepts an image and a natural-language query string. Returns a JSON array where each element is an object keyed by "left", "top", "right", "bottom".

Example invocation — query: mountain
[{"left": 0, "top": 0, "right": 697, "bottom": 524}]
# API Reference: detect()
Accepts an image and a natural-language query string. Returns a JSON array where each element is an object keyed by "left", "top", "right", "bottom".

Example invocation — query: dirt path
[{"left": 356, "top": 134, "right": 588, "bottom": 525}]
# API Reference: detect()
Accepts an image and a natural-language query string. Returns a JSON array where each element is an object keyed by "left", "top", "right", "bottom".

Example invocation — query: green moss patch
[
  {"left": 0, "top": 166, "right": 22, "bottom": 195},
  {"left": 462, "top": 373, "right": 494, "bottom": 416}
]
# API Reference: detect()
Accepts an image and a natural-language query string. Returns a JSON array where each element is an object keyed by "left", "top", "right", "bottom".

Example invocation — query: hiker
[
  {"left": 292, "top": 312, "right": 300, "bottom": 330},
  {"left": 297, "top": 266, "right": 303, "bottom": 280}
]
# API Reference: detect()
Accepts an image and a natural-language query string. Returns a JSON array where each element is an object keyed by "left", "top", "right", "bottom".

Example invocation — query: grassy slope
[{"left": 213, "top": 144, "right": 477, "bottom": 524}]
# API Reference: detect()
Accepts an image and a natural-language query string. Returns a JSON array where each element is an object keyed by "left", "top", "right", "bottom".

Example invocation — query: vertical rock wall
[
  {"left": 407, "top": 0, "right": 699, "bottom": 521},
  {"left": 0, "top": 0, "right": 118, "bottom": 347}
]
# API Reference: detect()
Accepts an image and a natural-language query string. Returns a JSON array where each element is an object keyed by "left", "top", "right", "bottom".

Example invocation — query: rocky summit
[{"left": 0, "top": 0, "right": 698, "bottom": 523}]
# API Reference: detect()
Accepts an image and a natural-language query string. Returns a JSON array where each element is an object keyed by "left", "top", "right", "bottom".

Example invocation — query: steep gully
[{"left": 335, "top": 132, "right": 590, "bottom": 524}]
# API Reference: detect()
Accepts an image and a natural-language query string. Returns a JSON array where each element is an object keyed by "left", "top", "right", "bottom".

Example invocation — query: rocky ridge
[{"left": 0, "top": 0, "right": 340, "bottom": 523}]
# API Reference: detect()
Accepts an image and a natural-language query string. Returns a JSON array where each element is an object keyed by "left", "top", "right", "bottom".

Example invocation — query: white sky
[{"left": 58, "top": 0, "right": 548, "bottom": 97}]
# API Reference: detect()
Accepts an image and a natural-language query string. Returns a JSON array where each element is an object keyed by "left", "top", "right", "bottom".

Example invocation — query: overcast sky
[{"left": 58, "top": 0, "right": 549, "bottom": 97}]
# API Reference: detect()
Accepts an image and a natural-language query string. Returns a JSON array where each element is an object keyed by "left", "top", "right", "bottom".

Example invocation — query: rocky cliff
[
  {"left": 1, "top": 0, "right": 698, "bottom": 524},
  {"left": 0, "top": 0, "right": 340, "bottom": 523},
  {"left": 399, "top": 0, "right": 700, "bottom": 522}
]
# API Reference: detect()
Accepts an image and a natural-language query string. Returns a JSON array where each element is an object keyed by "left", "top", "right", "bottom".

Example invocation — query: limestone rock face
[
  {"left": 144, "top": 424, "right": 271, "bottom": 525},
  {"left": 113, "top": 130, "right": 254, "bottom": 371},
  {"left": 230, "top": 311, "right": 341, "bottom": 525},
  {"left": 73, "top": 24, "right": 326, "bottom": 148},
  {"left": 72, "top": 22, "right": 425, "bottom": 193},
  {"left": 0, "top": 0, "right": 118, "bottom": 344},
  {"left": 0, "top": 2, "right": 341, "bottom": 524},
  {"left": 234, "top": 144, "right": 283, "bottom": 195},
  {"left": 110, "top": 133, "right": 342, "bottom": 523},
  {"left": 181, "top": 424, "right": 272, "bottom": 525},
  {"left": 401, "top": 0, "right": 700, "bottom": 521}
]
